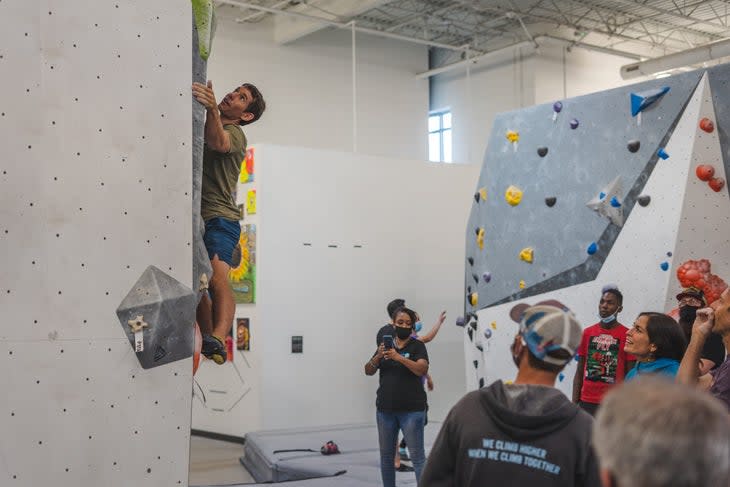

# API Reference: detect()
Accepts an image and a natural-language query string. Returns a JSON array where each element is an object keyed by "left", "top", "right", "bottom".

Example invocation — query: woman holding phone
[{"left": 365, "top": 306, "right": 429, "bottom": 487}]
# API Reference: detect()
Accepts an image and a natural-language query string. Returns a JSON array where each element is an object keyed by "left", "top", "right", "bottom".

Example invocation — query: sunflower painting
[{"left": 229, "top": 224, "right": 256, "bottom": 303}]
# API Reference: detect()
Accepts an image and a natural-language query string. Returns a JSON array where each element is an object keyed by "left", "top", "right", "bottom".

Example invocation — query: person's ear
[
  {"left": 241, "top": 112, "right": 254, "bottom": 123},
  {"left": 617, "top": 305, "right": 623, "bottom": 314},
  {"left": 512, "top": 334, "right": 524, "bottom": 353}
]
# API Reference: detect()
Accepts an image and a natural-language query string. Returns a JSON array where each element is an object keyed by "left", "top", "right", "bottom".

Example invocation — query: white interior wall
[
  {"left": 256, "top": 145, "right": 479, "bottom": 430},
  {"left": 207, "top": 12, "right": 429, "bottom": 160},
  {"left": 430, "top": 49, "right": 536, "bottom": 165},
  {"left": 191, "top": 144, "right": 478, "bottom": 435},
  {"left": 533, "top": 44, "right": 636, "bottom": 104},
  {"left": 431, "top": 45, "right": 638, "bottom": 165}
]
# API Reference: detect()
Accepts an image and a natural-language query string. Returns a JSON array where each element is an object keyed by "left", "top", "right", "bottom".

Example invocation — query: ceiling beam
[
  {"left": 217, "top": 0, "right": 473, "bottom": 51},
  {"left": 272, "top": 0, "right": 392, "bottom": 45},
  {"left": 620, "top": 36, "right": 730, "bottom": 78}
]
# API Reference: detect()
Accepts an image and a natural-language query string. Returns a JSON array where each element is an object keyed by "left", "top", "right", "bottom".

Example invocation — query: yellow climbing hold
[
  {"left": 504, "top": 380, "right": 514, "bottom": 385},
  {"left": 506, "top": 130, "right": 519, "bottom": 143},
  {"left": 490, "top": 321, "right": 497, "bottom": 330},
  {"left": 479, "top": 187, "right": 487, "bottom": 201},
  {"left": 519, "top": 280, "right": 526, "bottom": 289},
  {"left": 505, "top": 185, "right": 523, "bottom": 206},
  {"left": 519, "top": 247, "right": 534, "bottom": 263},
  {"left": 477, "top": 228, "right": 485, "bottom": 250},
  {"left": 469, "top": 292, "right": 478, "bottom": 307}
]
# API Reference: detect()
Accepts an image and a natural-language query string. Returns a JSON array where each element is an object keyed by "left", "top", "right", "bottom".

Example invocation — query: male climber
[{"left": 192, "top": 80, "right": 266, "bottom": 364}]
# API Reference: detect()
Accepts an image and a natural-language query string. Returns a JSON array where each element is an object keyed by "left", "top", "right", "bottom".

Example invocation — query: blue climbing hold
[
  {"left": 667, "top": 251, "right": 673, "bottom": 257},
  {"left": 631, "top": 86, "right": 670, "bottom": 117},
  {"left": 456, "top": 316, "right": 466, "bottom": 327},
  {"left": 587, "top": 242, "right": 598, "bottom": 255},
  {"left": 558, "top": 373, "right": 565, "bottom": 382},
  {"left": 660, "top": 262, "right": 669, "bottom": 271},
  {"left": 484, "top": 329, "right": 492, "bottom": 339},
  {"left": 570, "top": 119, "right": 579, "bottom": 129},
  {"left": 610, "top": 196, "right": 622, "bottom": 208},
  {"left": 553, "top": 101, "right": 563, "bottom": 113},
  {"left": 482, "top": 272, "right": 492, "bottom": 283},
  {"left": 657, "top": 148, "right": 670, "bottom": 160},
  {"left": 599, "top": 192, "right": 606, "bottom": 200}
]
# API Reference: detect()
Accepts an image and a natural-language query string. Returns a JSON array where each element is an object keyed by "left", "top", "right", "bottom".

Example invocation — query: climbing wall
[
  {"left": 464, "top": 64, "right": 730, "bottom": 396},
  {"left": 0, "top": 2, "right": 195, "bottom": 486}
]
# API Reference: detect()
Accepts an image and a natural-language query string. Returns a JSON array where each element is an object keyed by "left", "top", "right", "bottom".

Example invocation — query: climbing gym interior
[{"left": 1, "top": 1, "right": 729, "bottom": 486}]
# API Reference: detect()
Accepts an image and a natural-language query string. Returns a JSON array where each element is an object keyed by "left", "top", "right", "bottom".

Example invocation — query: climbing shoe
[{"left": 201, "top": 334, "right": 227, "bottom": 365}]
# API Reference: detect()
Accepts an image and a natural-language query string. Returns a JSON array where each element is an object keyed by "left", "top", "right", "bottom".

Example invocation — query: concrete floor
[{"left": 189, "top": 436, "right": 255, "bottom": 486}]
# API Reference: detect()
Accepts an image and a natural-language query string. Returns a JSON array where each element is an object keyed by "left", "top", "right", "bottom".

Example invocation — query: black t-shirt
[
  {"left": 703, "top": 332, "right": 727, "bottom": 369},
  {"left": 374, "top": 338, "right": 429, "bottom": 412},
  {"left": 376, "top": 324, "right": 394, "bottom": 346}
]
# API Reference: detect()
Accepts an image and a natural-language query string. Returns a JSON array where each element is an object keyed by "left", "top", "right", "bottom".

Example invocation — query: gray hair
[{"left": 593, "top": 377, "right": 730, "bottom": 487}]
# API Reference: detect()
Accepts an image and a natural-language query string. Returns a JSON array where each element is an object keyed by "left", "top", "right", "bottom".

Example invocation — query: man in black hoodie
[{"left": 421, "top": 300, "right": 599, "bottom": 487}]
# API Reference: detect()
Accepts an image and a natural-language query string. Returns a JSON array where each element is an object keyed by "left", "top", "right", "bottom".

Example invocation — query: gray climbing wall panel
[
  {"left": 192, "top": 12, "right": 213, "bottom": 295},
  {"left": 707, "top": 63, "right": 730, "bottom": 183},
  {"left": 0, "top": 1, "right": 194, "bottom": 485},
  {"left": 465, "top": 69, "right": 706, "bottom": 312}
]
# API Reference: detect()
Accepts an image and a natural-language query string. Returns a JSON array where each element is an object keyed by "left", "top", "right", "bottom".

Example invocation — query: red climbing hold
[
  {"left": 193, "top": 321, "right": 202, "bottom": 375},
  {"left": 709, "top": 177, "right": 725, "bottom": 192},
  {"left": 699, "top": 118, "right": 715, "bottom": 133},
  {"left": 696, "top": 165, "right": 715, "bottom": 182}
]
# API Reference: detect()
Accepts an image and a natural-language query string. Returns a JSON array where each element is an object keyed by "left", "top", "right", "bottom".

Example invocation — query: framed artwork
[
  {"left": 239, "top": 147, "right": 255, "bottom": 183},
  {"left": 229, "top": 224, "right": 256, "bottom": 303},
  {"left": 236, "top": 318, "right": 250, "bottom": 351},
  {"left": 246, "top": 189, "right": 257, "bottom": 215}
]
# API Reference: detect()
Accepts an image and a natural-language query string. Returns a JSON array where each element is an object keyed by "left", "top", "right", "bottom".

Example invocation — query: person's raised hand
[
  {"left": 375, "top": 343, "right": 386, "bottom": 360},
  {"left": 692, "top": 307, "right": 715, "bottom": 338},
  {"left": 437, "top": 310, "right": 446, "bottom": 325},
  {"left": 192, "top": 80, "right": 218, "bottom": 110}
]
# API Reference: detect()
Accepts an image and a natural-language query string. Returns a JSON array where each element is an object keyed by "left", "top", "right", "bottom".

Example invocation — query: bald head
[{"left": 593, "top": 377, "right": 730, "bottom": 487}]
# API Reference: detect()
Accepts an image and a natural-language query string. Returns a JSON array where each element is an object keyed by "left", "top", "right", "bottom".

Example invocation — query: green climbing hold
[{"left": 192, "top": 0, "right": 216, "bottom": 61}]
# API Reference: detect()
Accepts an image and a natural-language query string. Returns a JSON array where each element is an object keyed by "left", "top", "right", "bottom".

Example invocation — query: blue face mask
[
  {"left": 414, "top": 322, "right": 423, "bottom": 333},
  {"left": 600, "top": 313, "right": 617, "bottom": 324}
]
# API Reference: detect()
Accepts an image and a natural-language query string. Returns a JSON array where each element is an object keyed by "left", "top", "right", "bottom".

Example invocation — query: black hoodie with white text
[{"left": 420, "top": 380, "right": 600, "bottom": 487}]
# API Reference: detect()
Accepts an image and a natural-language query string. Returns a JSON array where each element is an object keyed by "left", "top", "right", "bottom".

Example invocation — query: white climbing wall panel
[{"left": 0, "top": 1, "right": 193, "bottom": 486}]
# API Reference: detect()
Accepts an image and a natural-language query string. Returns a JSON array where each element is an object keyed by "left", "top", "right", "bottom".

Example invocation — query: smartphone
[{"left": 383, "top": 335, "right": 394, "bottom": 350}]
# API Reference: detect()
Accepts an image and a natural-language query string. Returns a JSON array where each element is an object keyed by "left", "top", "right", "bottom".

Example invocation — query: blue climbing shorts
[{"left": 203, "top": 217, "right": 241, "bottom": 267}]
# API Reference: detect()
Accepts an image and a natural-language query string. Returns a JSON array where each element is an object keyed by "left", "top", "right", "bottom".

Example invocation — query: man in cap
[
  {"left": 675, "top": 287, "right": 725, "bottom": 373},
  {"left": 420, "top": 300, "right": 599, "bottom": 487}
]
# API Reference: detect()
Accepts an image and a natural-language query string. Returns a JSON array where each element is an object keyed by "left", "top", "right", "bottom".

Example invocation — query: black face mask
[
  {"left": 395, "top": 326, "right": 412, "bottom": 340},
  {"left": 679, "top": 305, "right": 699, "bottom": 324}
]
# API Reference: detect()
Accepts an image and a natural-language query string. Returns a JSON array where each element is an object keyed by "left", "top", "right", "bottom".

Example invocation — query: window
[{"left": 428, "top": 111, "right": 452, "bottom": 162}]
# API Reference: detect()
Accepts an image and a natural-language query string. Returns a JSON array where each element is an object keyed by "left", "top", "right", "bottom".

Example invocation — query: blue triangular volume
[{"left": 631, "top": 86, "right": 671, "bottom": 116}]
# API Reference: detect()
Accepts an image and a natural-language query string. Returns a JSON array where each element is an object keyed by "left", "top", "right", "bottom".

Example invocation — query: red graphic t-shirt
[{"left": 577, "top": 322, "right": 635, "bottom": 404}]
